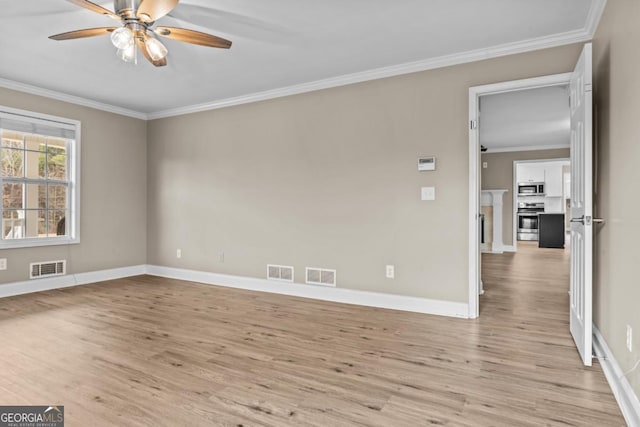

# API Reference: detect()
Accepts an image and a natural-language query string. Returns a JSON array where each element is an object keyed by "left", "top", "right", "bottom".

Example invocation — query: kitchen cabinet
[
  {"left": 517, "top": 163, "right": 545, "bottom": 183},
  {"left": 544, "top": 163, "right": 564, "bottom": 197}
]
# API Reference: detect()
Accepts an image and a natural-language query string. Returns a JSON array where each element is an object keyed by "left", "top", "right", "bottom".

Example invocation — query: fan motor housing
[{"left": 114, "top": 0, "right": 144, "bottom": 18}]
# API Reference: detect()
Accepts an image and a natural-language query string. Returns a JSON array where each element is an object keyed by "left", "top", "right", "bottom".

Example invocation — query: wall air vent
[
  {"left": 305, "top": 267, "right": 336, "bottom": 287},
  {"left": 30, "top": 260, "right": 66, "bottom": 279},
  {"left": 267, "top": 264, "right": 294, "bottom": 282}
]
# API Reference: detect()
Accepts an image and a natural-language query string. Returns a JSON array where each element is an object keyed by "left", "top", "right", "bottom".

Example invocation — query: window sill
[{"left": 0, "top": 237, "right": 80, "bottom": 250}]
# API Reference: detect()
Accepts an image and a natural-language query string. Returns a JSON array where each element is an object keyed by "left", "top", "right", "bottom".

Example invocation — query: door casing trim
[{"left": 468, "top": 72, "right": 572, "bottom": 318}]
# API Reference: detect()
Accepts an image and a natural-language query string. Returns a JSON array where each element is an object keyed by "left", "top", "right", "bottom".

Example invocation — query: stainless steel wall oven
[{"left": 517, "top": 202, "right": 545, "bottom": 241}]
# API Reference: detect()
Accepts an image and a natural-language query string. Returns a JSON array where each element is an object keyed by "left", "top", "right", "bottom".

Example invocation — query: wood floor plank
[{"left": 0, "top": 242, "right": 626, "bottom": 425}]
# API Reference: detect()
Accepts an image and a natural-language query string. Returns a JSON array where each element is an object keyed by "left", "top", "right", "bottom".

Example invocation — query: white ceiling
[
  {"left": 0, "top": 0, "right": 603, "bottom": 118},
  {"left": 479, "top": 85, "right": 570, "bottom": 152}
]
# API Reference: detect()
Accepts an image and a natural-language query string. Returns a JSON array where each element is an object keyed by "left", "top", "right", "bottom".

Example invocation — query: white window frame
[{"left": 0, "top": 105, "right": 80, "bottom": 249}]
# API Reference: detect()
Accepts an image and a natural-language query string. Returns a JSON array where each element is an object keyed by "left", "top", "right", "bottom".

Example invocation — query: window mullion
[{"left": 2, "top": 177, "right": 68, "bottom": 186}]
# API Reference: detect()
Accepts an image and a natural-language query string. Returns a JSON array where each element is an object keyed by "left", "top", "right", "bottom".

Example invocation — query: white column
[
  {"left": 491, "top": 193, "right": 504, "bottom": 253},
  {"left": 481, "top": 190, "right": 508, "bottom": 254}
]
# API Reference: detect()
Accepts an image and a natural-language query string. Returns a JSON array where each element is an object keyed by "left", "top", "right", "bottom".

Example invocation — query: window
[{"left": 0, "top": 106, "right": 80, "bottom": 248}]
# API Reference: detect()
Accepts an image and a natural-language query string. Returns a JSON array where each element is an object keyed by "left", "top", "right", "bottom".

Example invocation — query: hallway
[{"left": 481, "top": 241, "right": 570, "bottom": 320}]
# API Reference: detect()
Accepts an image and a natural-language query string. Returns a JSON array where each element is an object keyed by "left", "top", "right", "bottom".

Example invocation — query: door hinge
[{"left": 470, "top": 120, "right": 477, "bottom": 130}]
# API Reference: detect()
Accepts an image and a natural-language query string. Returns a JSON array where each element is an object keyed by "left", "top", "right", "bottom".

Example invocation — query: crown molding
[
  {"left": 0, "top": 0, "right": 607, "bottom": 121},
  {"left": 585, "top": 0, "right": 608, "bottom": 37},
  {"left": 0, "top": 77, "right": 148, "bottom": 120},
  {"left": 147, "top": 30, "right": 595, "bottom": 119}
]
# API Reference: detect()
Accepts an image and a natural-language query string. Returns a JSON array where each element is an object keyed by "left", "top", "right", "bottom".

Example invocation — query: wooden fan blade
[
  {"left": 66, "top": 0, "right": 120, "bottom": 20},
  {"left": 137, "top": 0, "right": 179, "bottom": 23},
  {"left": 136, "top": 36, "right": 168, "bottom": 67},
  {"left": 154, "top": 27, "right": 232, "bottom": 48},
  {"left": 49, "top": 27, "right": 117, "bottom": 41}
]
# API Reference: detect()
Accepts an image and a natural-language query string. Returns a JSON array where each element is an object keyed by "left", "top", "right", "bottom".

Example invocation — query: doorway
[
  {"left": 467, "top": 72, "right": 572, "bottom": 318},
  {"left": 468, "top": 43, "right": 594, "bottom": 366}
]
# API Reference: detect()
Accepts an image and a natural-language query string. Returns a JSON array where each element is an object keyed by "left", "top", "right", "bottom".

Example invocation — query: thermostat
[{"left": 418, "top": 156, "right": 436, "bottom": 171}]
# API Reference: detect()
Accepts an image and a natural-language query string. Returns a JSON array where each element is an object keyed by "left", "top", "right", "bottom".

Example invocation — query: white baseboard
[
  {"left": 593, "top": 326, "right": 640, "bottom": 427},
  {"left": 146, "top": 265, "right": 469, "bottom": 319},
  {"left": 0, "top": 264, "right": 469, "bottom": 318},
  {"left": 481, "top": 245, "right": 516, "bottom": 254},
  {"left": 482, "top": 249, "right": 503, "bottom": 254},
  {"left": 0, "top": 265, "right": 146, "bottom": 298}
]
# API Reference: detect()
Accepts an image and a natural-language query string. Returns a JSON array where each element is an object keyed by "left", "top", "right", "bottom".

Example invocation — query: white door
[{"left": 569, "top": 43, "right": 593, "bottom": 366}]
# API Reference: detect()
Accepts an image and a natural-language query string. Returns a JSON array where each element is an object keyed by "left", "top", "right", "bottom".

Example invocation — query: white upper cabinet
[
  {"left": 545, "top": 163, "right": 564, "bottom": 197},
  {"left": 516, "top": 161, "right": 568, "bottom": 198},
  {"left": 517, "top": 163, "right": 546, "bottom": 183}
]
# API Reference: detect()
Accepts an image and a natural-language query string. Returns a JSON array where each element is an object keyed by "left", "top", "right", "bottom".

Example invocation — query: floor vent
[
  {"left": 267, "top": 264, "right": 294, "bottom": 282},
  {"left": 30, "top": 260, "right": 66, "bottom": 279},
  {"left": 305, "top": 267, "right": 337, "bottom": 287}
]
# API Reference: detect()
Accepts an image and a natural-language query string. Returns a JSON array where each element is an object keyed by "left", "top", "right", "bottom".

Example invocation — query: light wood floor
[{"left": 0, "top": 243, "right": 625, "bottom": 426}]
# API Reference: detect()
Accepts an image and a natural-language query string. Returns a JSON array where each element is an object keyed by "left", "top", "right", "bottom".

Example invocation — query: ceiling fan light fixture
[
  {"left": 117, "top": 44, "right": 136, "bottom": 63},
  {"left": 111, "top": 27, "right": 134, "bottom": 50},
  {"left": 48, "top": 0, "right": 231, "bottom": 68},
  {"left": 145, "top": 37, "right": 168, "bottom": 61}
]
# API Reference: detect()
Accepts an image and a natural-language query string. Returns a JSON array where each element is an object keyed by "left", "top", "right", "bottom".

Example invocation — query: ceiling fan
[{"left": 48, "top": 0, "right": 232, "bottom": 67}]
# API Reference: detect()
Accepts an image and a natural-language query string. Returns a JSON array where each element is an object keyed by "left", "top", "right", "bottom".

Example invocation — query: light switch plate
[{"left": 421, "top": 187, "right": 436, "bottom": 201}]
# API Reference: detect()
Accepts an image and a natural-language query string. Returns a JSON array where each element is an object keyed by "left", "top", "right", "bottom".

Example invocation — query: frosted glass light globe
[
  {"left": 145, "top": 38, "right": 168, "bottom": 61},
  {"left": 111, "top": 27, "right": 134, "bottom": 50},
  {"left": 117, "top": 45, "right": 136, "bottom": 63}
]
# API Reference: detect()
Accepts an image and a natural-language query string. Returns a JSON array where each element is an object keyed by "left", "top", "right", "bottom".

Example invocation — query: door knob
[
  {"left": 570, "top": 216, "right": 584, "bottom": 224},
  {"left": 571, "top": 216, "right": 605, "bottom": 225}
]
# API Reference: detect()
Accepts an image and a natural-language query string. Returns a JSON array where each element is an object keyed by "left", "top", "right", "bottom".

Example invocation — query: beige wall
[
  {"left": 147, "top": 43, "right": 583, "bottom": 303},
  {"left": 593, "top": 0, "right": 640, "bottom": 398},
  {"left": 0, "top": 88, "right": 147, "bottom": 284},
  {"left": 481, "top": 149, "right": 569, "bottom": 246}
]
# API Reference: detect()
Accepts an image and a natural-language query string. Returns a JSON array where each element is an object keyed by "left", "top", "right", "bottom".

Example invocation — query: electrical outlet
[
  {"left": 482, "top": 162, "right": 488, "bottom": 169},
  {"left": 0, "top": 258, "right": 6, "bottom": 270},
  {"left": 219, "top": 252, "right": 225, "bottom": 263},
  {"left": 176, "top": 249, "right": 182, "bottom": 259},
  {"left": 627, "top": 325, "right": 633, "bottom": 352},
  {"left": 386, "top": 265, "right": 395, "bottom": 279}
]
